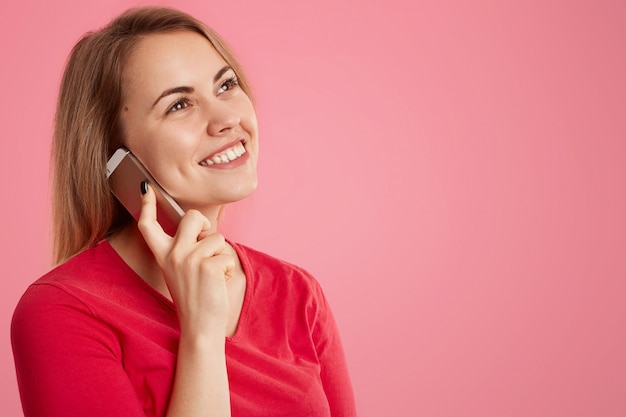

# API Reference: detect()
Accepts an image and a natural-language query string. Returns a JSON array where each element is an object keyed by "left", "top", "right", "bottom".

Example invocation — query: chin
[
  {"left": 208, "top": 180, "right": 259, "bottom": 207},
  {"left": 227, "top": 181, "right": 258, "bottom": 203}
]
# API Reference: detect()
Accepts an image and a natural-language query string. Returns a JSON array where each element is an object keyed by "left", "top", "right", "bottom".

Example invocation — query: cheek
[
  {"left": 119, "top": 111, "right": 148, "bottom": 152},
  {"left": 117, "top": 119, "right": 161, "bottom": 176},
  {"left": 242, "top": 103, "right": 259, "bottom": 136}
]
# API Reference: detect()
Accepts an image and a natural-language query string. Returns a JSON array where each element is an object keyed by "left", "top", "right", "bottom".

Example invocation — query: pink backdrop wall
[{"left": 1, "top": 0, "right": 625, "bottom": 415}]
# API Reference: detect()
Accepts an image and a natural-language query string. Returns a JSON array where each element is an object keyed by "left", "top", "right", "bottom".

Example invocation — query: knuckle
[
  {"left": 165, "top": 248, "right": 185, "bottom": 269},
  {"left": 184, "top": 209, "right": 203, "bottom": 221},
  {"left": 198, "top": 258, "right": 219, "bottom": 277},
  {"left": 137, "top": 218, "right": 150, "bottom": 234},
  {"left": 210, "top": 233, "right": 226, "bottom": 247}
]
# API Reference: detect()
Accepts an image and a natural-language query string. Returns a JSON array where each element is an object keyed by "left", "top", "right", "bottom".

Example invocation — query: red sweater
[{"left": 12, "top": 240, "right": 356, "bottom": 417}]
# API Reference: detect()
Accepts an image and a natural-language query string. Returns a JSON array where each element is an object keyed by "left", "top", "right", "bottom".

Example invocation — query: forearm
[
  {"left": 166, "top": 330, "right": 230, "bottom": 417},
  {"left": 139, "top": 189, "right": 234, "bottom": 416}
]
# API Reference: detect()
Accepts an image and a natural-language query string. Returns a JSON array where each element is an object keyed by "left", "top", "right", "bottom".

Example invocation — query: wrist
[{"left": 179, "top": 325, "right": 226, "bottom": 349}]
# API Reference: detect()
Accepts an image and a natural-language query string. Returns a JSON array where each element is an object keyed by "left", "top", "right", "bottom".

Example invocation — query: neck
[
  {"left": 107, "top": 206, "right": 234, "bottom": 301},
  {"left": 109, "top": 222, "right": 170, "bottom": 299}
]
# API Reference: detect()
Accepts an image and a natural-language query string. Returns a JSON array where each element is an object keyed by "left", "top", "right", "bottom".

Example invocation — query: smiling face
[{"left": 119, "top": 30, "right": 259, "bottom": 213}]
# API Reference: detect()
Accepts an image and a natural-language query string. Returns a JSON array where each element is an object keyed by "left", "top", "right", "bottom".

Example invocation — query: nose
[{"left": 206, "top": 100, "right": 240, "bottom": 136}]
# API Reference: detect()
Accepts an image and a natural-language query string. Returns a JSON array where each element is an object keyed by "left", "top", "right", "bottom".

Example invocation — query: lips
[{"left": 198, "top": 139, "right": 247, "bottom": 166}]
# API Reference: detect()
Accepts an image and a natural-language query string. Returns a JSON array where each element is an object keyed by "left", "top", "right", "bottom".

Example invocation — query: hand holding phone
[{"left": 107, "top": 147, "right": 184, "bottom": 236}]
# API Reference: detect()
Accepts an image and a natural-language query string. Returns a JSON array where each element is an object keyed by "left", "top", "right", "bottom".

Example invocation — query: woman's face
[{"left": 119, "top": 30, "right": 258, "bottom": 211}]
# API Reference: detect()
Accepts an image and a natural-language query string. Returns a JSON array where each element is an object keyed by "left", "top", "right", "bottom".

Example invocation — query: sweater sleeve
[
  {"left": 11, "top": 283, "right": 147, "bottom": 417},
  {"left": 309, "top": 281, "right": 357, "bottom": 417}
]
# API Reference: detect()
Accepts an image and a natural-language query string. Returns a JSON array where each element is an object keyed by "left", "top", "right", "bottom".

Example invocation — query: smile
[{"left": 199, "top": 142, "right": 247, "bottom": 166}]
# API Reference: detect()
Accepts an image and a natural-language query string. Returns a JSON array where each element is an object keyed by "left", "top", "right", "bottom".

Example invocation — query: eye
[
  {"left": 167, "top": 97, "right": 190, "bottom": 113},
  {"left": 217, "top": 75, "right": 239, "bottom": 94}
]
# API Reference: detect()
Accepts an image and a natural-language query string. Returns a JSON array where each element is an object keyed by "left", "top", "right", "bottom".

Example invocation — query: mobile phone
[{"left": 107, "top": 147, "right": 184, "bottom": 236}]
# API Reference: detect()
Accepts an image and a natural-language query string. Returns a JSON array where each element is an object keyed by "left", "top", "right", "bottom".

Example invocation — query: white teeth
[{"left": 201, "top": 142, "right": 247, "bottom": 166}]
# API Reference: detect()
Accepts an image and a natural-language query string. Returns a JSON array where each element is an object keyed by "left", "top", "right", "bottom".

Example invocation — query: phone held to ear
[{"left": 107, "top": 147, "right": 184, "bottom": 236}]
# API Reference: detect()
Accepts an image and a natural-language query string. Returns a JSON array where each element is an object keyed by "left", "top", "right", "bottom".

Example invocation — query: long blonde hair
[{"left": 52, "top": 6, "right": 253, "bottom": 263}]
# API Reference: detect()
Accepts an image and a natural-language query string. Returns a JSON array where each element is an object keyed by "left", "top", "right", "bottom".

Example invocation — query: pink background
[{"left": 1, "top": 0, "right": 625, "bottom": 415}]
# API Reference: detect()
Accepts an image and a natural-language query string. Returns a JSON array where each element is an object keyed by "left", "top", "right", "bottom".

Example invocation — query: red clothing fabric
[{"left": 12, "top": 240, "right": 356, "bottom": 417}]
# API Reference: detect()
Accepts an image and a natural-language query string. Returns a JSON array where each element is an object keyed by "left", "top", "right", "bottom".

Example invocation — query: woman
[{"left": 11, "top": 6, "right": 356, "bottom": 417}]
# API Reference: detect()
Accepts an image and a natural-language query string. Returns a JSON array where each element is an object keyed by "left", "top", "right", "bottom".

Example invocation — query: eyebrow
[
  {"left": 152, "top": 86, "right": 194, "bottom": 108},
  {"left": 151, "top": 66, "right": 234, "bottom": 108},
  {"left": 213, "top": 66, "right": 233, "bottom": 83}
]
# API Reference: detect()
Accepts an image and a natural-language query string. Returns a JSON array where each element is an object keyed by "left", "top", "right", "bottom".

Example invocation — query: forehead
[{"left": 122, "top": 31, "right": 227, "bottom": 98}]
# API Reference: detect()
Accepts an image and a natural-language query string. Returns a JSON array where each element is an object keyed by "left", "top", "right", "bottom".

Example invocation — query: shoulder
[
  {"left": 11, "top": 241, "right": 140, "bottom": 353},
  {"left": 12, "top": 247, "right": 105, "bottom": 350},
  {"left": 233, "top": 242, "right": 317, "bottom": 280},
  {"left": 37, "top": 240, "right": 121, "bottom": 286},
  {"left": 232, "top": 242, "right": 308, "bottom": 272},
  {"left": 13, "top": 241, "right": 127, "bottom": 321},
  {"left": 232, "top": 241, "right": 326, "bottom": 298}
]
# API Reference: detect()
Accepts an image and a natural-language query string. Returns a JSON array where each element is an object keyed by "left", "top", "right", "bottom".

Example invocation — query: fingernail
[{"left": 140, "top": 181, "right": 148, "bottom": 195}]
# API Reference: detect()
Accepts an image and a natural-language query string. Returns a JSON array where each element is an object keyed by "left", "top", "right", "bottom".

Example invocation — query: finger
[
  {"left": 191, "top": 233, "right": 227, "bottom": 258},
  {"left": 180, "top": 234, "right": 229, "bottom": 279},
  {"left": 197, "top": 222, "right": 213, "bottom": 242},
  {"left": 173, "top": 209, "right": 212, "bottom": 245},
  {"left": 181, "top": 233, "right": 227, "bottom": 271},
  {"left": 198, "top": 253, "right": 236, "bottom": 281},
  {"left": 137, "top": 182, "right": 170, "bottom": 256},
  {"left": 220, "top": 254, "right": 236, "bottom": 280}
]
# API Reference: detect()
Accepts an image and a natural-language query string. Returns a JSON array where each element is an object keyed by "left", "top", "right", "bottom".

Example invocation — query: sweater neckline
[{"left": 99, "top": 238, "right": 251, "bottom": 343}]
